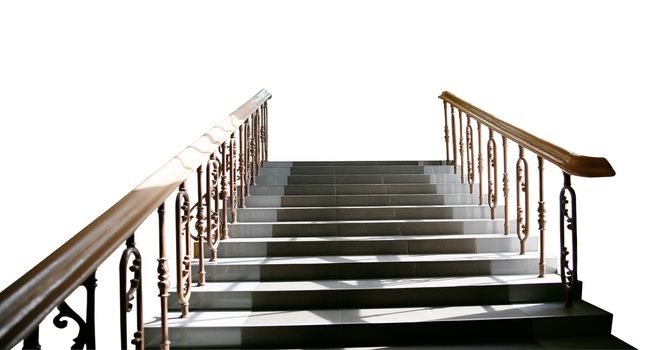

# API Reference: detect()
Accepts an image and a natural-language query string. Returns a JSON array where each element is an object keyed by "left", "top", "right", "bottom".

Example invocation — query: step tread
[
  {"left": 239, "top": 205, "right": 493, "bottom": 210},
  {"left": 232, "top": 218, "right": 505, "bottom": 225},
  {"left": 174, "top": 274, "right": 562, "bottom": 293},
  {"left": 146, "top": 301, "right": 607, "bottom": 328},
  {"left": 222, "top": 234, "right": 518, "bottom": 243},
  {"left": 198, "top": 252, "right": 542, "bottom": 266}
]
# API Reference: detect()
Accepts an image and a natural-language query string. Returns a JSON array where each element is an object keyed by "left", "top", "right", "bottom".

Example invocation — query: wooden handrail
[
  {"left": 439, "top": 91, "right": 615, "bottom": 178},
  {"left": 0, "top": 89, "right": 271, "bottom": 349}
]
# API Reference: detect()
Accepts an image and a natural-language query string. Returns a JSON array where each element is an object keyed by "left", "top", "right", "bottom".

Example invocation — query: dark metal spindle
[
  {"left": 516, "top": 146, "right": 529, "bottom": 254},
  {"left": 229, "top": 133, "right": 237, "bottom": 223},
  {"left": 119, "top": 233, "right": 143, "bottom": 350},
  {"left": 206, "top": 154, "right": 220, "bottom": 261},
  {"left": 477, "top": 120, "right": 483, "bottom": 205},
  {"left": 560, "top": 172, "right": 578, "bottom": 307},
  {"left": 22, "top": 327, "right": 40, "bottom": 350},
  {"left": 450, "top": 104, "right": 458, "bottom": 174},
  {"left": 458, "top": 109, "right": 464, "bottom": 183},
  {"left": 443, "top": 101, "right": 450, "bottom": 163},
  {"left": 175, "top": 183, "right": 192, "bottom": 317},
  {"left": 157, "top": 203, "right": 170, "bottom": 350},
  {"left": 487, "top": 130, "right": 498, "bottom": 219},
  {"left": 220, "top": 143, "right": 229, "bottom": 240},
  {"left": 502, "top": 136, "right": 509, "bottom": 235},
  {"left": 195, "top": 166, "right": 206, "bottom": 286},
  {"left": 537, "top": 156, "right": 546, "bottom": 278},
  {"left": 466, "top": 114, "right": 474, "bottom": 194}
]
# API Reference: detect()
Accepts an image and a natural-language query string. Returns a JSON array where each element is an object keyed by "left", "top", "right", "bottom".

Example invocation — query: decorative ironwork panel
[
  {"left": 502, "top": 136, "right": 510, "bottom": 235},
  {"left": 206, "top": 154, "right": 221, "bottom": 261},
  {"left": 229, "top": 133, "right": 238, "bottom": 223},
  {"left": 119, "top": 234, "right": 143, "bottom": 350},
  {"left": 537, "top": 156, "right": 546, "bottom": 278},
  {"left": 560, "top": 172, "right": 578, "bottom": 306},
  {"left": 465, "top": 114, "right": 474, "bottom": 194},
  {"left": 516, "top": 145, "right": 529, "bottom": 254},
  {"left": 175, "top": 183, "right": 192, "bottom": 317},
  {"left": 219, "top": 143, "right": 230, "bottom": 240},
  {"left": 157, "top": 203, "right": 171, "bottom": 350},
  {"left": 53, "top": 271, "right": 96, "bottom": 350},
  {"left": 194, "top": 166, "right": 206, "bottom": 286},
  {"left": 487, "top": 130, "right": 498, "bottom": 219}
]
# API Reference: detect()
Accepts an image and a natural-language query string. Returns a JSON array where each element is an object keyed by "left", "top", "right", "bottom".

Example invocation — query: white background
[{"left": 1, "top": 1, "right": 666, "bottom": 348}]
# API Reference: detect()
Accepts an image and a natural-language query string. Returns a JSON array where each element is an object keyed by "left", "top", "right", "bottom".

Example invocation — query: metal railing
[
  {"left": 0, "top": 89, "right": 271, "bottom": 350},
  {"left": 439, "top": 91, "right": 615, "bottom": 306}
]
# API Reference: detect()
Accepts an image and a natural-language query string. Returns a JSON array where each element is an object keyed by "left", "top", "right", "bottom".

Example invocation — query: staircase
[{"left": 144, "top": 160, "right": 631, "bottom": 349}]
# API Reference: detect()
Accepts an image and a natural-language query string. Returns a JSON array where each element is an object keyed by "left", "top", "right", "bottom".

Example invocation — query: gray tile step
[
  {"left": 230, "top": 218, "right": 514, "bottom": 238},
  {"left": 250, "top": 184, "right": 479, "bottom": 196},
  {"left": 245, "top": 193, "right": 487, "bottom": 207},
  {"left": 195, "top": 252, "right": 554, "bottom": 282},
  {"left": 263, "top": 161, "right": 450, "bottom": 167},
  {"left": 255, "top": 174, "right": 463, "bottom": 185},
  {"left": 259, "top": 165, "right": 455, "bottom": 176},
  {"left": 145, "top": 301, "right": 612, "bottom": 349},
  {"left": 168, "top": 274, "right": 568, "bottom": 311},
  {"left": 213, "top": 234, "right": 533, "bottom": 258},
  {"left": 236, "top": 205, "right": 504, "bottom": 223}
]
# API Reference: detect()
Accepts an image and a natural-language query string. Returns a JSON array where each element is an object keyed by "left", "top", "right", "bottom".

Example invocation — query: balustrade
[
  {"left": 440, "top": 91, "right": 614, "bottom": 306},
  {"left": 0, "top": 90, "right": 271, "bottom": 350}
]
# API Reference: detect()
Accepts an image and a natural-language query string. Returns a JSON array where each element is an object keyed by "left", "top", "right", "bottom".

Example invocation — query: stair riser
[
  {"left": 168, "top": 282, "right": 568, "bottom": 311},
  {"left": 245, "top": 194, "right": 486, "bottom": 207},
  {"left": 230, "top": 220, "right": 514, "bottom": 238},
  {"left": 146, "top": 312, "right": 609, "bottom": 349},
  {"left": 236, "top": 206, "right": 504, "bottom": 222},
  {"left": 250, "top": 184, "right": 480, "bottom": 196},
  {"left": 255, "top": 174, "right": 463, "bottom": 185},
  {"left": 196, "top": 257, "right": 557, "bottom": 282},
  {"left": 212, "top": 236, "right": 534, "bottom": 258},
  {"left": 259, "top": 165, "right": 456, "bottom": 176},
  {"left": 263, "top": 161, "right": 450, "bottom": 167}
]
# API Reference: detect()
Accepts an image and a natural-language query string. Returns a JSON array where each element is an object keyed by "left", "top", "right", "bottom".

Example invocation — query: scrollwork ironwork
[
  {"left": 175, "top": 182, "right": 192, "bottom": 318},
  {"left": 537, "top": 156, "right": 546, "bottom": 278},
  {"left": 560, "top": 172, "right": 578, "bottom": 307},
  {"left": 195, "top": 166, "right": 206, "bottom": 286},
  {"left": 516, "top": 145, "right": 529, "bottom": 254},
  {"left": 119, "top": 234, "right": 143, "bottom": 350},
  {"left": 502, "top": 136, "right": 510, "bottom": 235},
  {"left": 466, "top": 114, "right": 474, "bottom": 193},
  {"left": 487, "top": 130, "right": 498, "bottom": 219},
  {"left": 220, "top": 143, "right": 230, "bottom": 240},
  {"left": 229, "top": 132, "right": 238, "bottom": 223},
  {"left": 206, "top": 153, "right": 221, "bottom": 261},
  {"left": 53, "top": 271, "right": 96, "bottom": 350}
]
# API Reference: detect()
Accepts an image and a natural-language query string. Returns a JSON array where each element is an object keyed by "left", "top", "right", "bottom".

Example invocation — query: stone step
[
  {"left": 244, "top": 193, "right": 487, "bottom": 207},
  {"left": 213, "top": 234, "right": 533, "bottom": 258},
  {"left": 230, "top": 218, "right": 513, "bottom": 238},
  {"left": 236, "top": 205, "right": 503, "bottom": 223},
  {"left": 263, "top": 160, "right": 450, "bottom": 167},
  {"left": 168, "top": 274, "right": 567, "bottom": 311},
  {"left": 195, "top": 252, "right": 554, "bottom": 282},
  {"left": 145, "top": 301, "right": 612, "bottom": 349},
  {"left": 259, "top": 165, "right": 455, "bottom": 176},
  {"left": 255, "top": 174, "right": 463, "bottom": 185},
  {"left": 250, "top": 183, "right": 479, "bottom": 196}
]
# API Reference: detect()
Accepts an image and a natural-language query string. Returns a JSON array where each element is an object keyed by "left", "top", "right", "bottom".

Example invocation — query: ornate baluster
[
  {"left": 487, "top": 130, "right": 498, "bottom": 219},
  {"left": 443, "top": 101, "right": 450, "bottom": 163},
  {"left": 195, "top": 166, "right": 206, "bottom": 286},
  {"left": 450, "top": 104, "right": 457, "bottom": 174},
  {"left": 254, "top": 110, "right": 260, "bottom": 180},
  {"left": 119, "top": 233, "right": 143, "bottom": 350},
  {"left": 51, "top": 271, "right": 97, "bottom": 350},
  {"left": 229, "top": 133, "right": 237, "bottom": 223},
  {"left": 516, "top": 146, "right": 530, "bottom": 254},
  {"left": 175, "top": 183, "right": 192, "bottom": 317},
  {"left": 244, "top": 119, "right": 251, "bottom": 197},
  {"left": 502, "top": 136, "right": 509, "bottom": 235},
  {"left": 238, "top": 124, "right": 246, "bottom": 208},
  {"left": 477, "top": 120, "right": 483, "bottom": 205},
  {"left": 206, "top": 154, "right": 220, "bottom": 261},
  {"left": 560, "top": 172, "right": 578, "bottom": 307},
  {"left": 465, "top": 114, "right": 474, "bottom": 194},
  {"left": 537, "top": 157, "right": 546, "bottom": 278},
  {"left": 157, "top": 203, "right": 170, "bottom": 350},
  {"left": 458, "top": 108, "right": 464, "bottom": 183},
  {"left": 264, "top": 101, "right": 269, "bottom": 162},
  {"left": 220, "top": 143, "right": 229, "bottom": 240},
  {"left": 250, "top": 112, "right": 257, "bottom": 186}
]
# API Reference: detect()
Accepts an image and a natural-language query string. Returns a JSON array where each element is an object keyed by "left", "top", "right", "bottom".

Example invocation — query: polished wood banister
[
  {"left": 439, "top": 91, "right": 615, "bottom": 178},
  {"left": 0, "top": 89, "right": 271, "bottom": 349}
]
